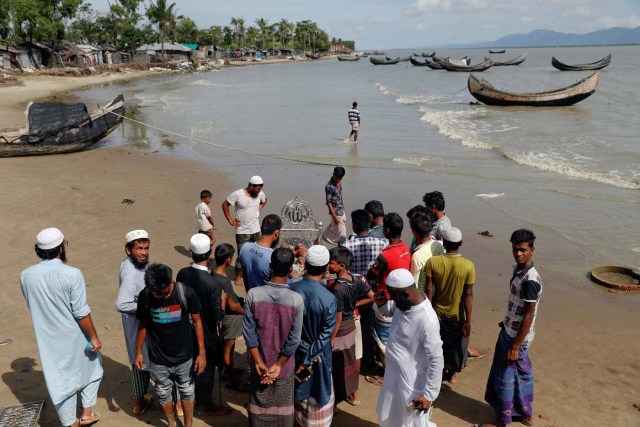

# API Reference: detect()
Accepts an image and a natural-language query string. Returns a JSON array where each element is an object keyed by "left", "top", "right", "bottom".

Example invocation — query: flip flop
[
  {"left": 175, "top": 403, "right": 184, "bottom": 418},
  {"left": 345, "top": 396, "right": 361, "bottom": 406},
  {"left": 365, "top": 375, "right": 383, "bottom": 386},
  {"left": 79, "top": 410, "right": 100, "bottom": 425},
  {"left": 133, "top": 396, "right": 153, "bottom": 416}
]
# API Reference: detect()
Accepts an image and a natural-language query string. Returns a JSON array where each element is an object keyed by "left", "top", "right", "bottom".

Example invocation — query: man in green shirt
[{"left": 424, "top": 227, "right": 475, "bottom": 384}]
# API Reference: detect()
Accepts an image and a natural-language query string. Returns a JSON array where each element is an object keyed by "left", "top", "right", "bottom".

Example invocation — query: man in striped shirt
[{"left": 347, "top": 101, "right": 361, "bottom": 143}]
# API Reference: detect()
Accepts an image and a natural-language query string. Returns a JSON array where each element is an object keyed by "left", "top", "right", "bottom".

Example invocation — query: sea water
[{"left": 77, "top": 45, "right": 640, "bottom": 278}]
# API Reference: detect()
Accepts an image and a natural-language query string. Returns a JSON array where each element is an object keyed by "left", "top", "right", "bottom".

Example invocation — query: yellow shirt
[{"left": 423, "top": 253, "right": 475, "bottom": 322}]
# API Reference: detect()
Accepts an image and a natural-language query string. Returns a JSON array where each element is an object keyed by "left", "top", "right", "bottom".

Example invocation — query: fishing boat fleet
[{"left": 338, "top": 48, "right": 612, "bottom": 107}]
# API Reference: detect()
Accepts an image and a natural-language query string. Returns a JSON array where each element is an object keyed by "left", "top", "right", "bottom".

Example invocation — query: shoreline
[{"left": 1, "top": 59, "right": 639, "bottom": 426}]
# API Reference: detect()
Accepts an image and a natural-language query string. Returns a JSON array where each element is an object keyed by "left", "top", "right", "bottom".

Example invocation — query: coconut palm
[
  {"left": 255, "top": 17, "right": 269, "bottom": 48},
  {"left": 146, "top": 0, "right": 176, "bottom": 61}
]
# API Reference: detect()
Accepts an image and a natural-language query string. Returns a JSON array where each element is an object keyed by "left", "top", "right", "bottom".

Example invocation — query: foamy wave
[
  {"left": 476, "top": 193, "right": 505, "bottom": 198},
  {"left": 376, "top": 83, "right": 395, "bottom": 96},
  {"left": 191, "top": 120, "right": 224, "bottom": 141},
  {"left": 419, "top": 106, "right": 499, "bottom": 150},
  {"left": 392, "top": 155, "right": 430, "bottom": 166},
  {"left": 190, "top": 79, "right": 215, "bottom": 86},
  {"left": 504, "top": 151, "right": 640, "bottom": 189},
  {"left": 632, "top": 248, "right": 640, "bottom": 253}
]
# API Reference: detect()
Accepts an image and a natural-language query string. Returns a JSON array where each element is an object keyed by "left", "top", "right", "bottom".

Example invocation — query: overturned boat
[
  {"left": 551, "top": 54, "right": 611, "bottom": 71},
  {"left": 467, "top": 72, "right": 600, "bottom": 107},
  {"left": 0, "top": 95, "right": 125, "bottom": 157}
]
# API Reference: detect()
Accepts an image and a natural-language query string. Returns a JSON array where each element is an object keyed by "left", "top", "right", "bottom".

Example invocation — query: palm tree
[
  {"left": 146, "top": 0, "right": 176, "bottom": 61},
  {"left": 255, "top": 17, "right": 269, "bottom": 48}
]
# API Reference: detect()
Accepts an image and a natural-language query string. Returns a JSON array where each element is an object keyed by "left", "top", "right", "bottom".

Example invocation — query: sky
[{"left": 89, "top": 0, "right": 640, "bottom": 49}]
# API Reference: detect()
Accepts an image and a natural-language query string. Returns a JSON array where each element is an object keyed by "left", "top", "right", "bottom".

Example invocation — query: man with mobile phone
[{"left": 374, "top": 269, "right": 443, "bottom": 427}]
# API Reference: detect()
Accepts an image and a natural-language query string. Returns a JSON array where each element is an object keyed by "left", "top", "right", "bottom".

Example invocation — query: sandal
[
  {"left": 345, "top": 396, "right": 361, "bottom": 406},
  {"left": 79, "top": 410, "right": 100, "bottom": 425},
  {"left": 365, "top": 375, "right": 384, "bottom": 386}
]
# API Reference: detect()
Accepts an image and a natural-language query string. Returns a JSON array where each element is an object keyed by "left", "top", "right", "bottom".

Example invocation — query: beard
[
  {"left": 271, "top": 236, "right": 280, "bottom": 249},
  {"left": 131, "top": 256, "right": 149, "bottom": 269},
  {"left": 60, "top": 246, "right": 67, "bottom": 263},
  {"left": 395, "top": 294, "right": 413, "bottom": 311}
]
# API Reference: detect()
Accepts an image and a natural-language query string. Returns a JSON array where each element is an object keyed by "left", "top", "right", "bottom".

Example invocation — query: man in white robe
[
  {"left": 20, "top": 228, "right": 103, "bottom": 427},
  {"left": 374, "top": 268, "right": 443, "bottom": 427}
]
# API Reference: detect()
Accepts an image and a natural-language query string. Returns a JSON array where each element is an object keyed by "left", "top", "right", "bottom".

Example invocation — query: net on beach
[{"left": 0, "top": 401, "right": 45, "bottom": 427}]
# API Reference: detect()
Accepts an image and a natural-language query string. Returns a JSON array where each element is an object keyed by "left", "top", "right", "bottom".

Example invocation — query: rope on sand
[{"left": 110, "top": 111, "right": 419, "bottom": 171}]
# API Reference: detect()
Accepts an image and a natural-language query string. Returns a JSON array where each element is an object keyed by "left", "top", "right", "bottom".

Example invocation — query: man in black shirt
[
  {"left": 176, "top": 234, "right": 230, "bottom": 416},
  {"left": 135, "top": 263, "right": 205, "bottom": 427}
]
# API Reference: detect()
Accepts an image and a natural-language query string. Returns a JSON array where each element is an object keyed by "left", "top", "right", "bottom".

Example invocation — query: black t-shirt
[
  {"left": 176, "top": 267, "right": 225, "bottom": 350},
  {"left": 327, "top": 274, "right": 372, "bottom": 320},
  {"left": 136, "top": 283, "right": 201, "bottom": 366},
  {"left": 210, "top": 272, "right": 240, "bottom": 315}
]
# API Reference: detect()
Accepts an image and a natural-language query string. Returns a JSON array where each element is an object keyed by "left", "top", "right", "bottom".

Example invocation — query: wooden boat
[
  {"left": 305, "top": 52, "right": 320, "bottom": 59},
  {"left": 337, "top": 55, "right": 360, "bottom": 61},
  {"left": 0, "top": 95, "right": 125, "bottom": 157},
  {"left": 467, "top": 72, "right": 600, "bottom": 107},
  {"left": 551, "top": 53, "right": 611, "bottom": 71},
  {"left": 399, "top": 55, "right": 412, "bottom": 62},
  {"left": 410, "top": 57, "right": 431, "bottom": 66},
  {"left": 422, "top": 51, "right": 436, "bottom": 57},
  {"left": 441, "top": 59, "right": 494, "bottom": 72},
  {"left": 369, "top": 56, "right": 401, "bottom": 65},
  {"left": 432, "top": 56, "right": 470, "bottom": 66},
  {"left": 488, "top": 49, "right": 506, "bottom": 54},
  {"left": 484, "top": 53, "right": 526, "bottom": 66},
  {"left": 423, "top": 59, "right": 444, "bottom": 69}
]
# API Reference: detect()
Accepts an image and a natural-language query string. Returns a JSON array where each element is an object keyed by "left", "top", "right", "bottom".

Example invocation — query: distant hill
[{"left": 449, "top": 26, "right": 640, "bottom": 48}]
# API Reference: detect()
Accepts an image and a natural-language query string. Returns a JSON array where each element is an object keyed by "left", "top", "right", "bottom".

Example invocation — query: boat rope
[
  {"left": 428, "top": 86, "right": 468, "bottom": 102},
  {"left": 598, "top": 89, "right": 636, "bottom": 107},
  {"left": 109, "top": 111, "right": 412, "bottom": 171}
]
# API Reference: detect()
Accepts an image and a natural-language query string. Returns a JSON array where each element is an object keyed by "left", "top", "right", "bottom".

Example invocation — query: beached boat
[
  {"left": 467, "top": 72, "right": 600, "bottom": 107},
  {"left": 337, "top": 55, "right": 360, "bottom": 61},
  {"left": 551, "top": 53, "right": 611, "bottom": 71},
  {"left": 410, "top": 57, "right": 431, "bottom": 66},
  {"left": 305, "top": 53, "right": 321, "bottom": 60},
  {"left": 0, "top": 95, "right": 125, "bottom": 157},
  {"left": 399, "top": 55, "right": 412, "bottom": 62},
  {"left": 422, "top": 51, "right": 436, "bottom": 57},
  {"left": 424, "top": 59, "right": 444, "bottom": 70},
  {"left": 488, "top": 49, "right": 506, "bottom": 54},
  {"left": 484, "top": 53, "right": 526, "bottom": 66},
  {"left": 441, "top": 59, "right": 494, "bottom": 72},
  {"left": 369, "top": 56, "right": 401, "bottom": 65}
]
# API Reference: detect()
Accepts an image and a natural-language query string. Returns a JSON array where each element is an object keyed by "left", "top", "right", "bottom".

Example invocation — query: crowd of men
[{"left": 19, "top": 170, "right": 543, "bottom": 427}]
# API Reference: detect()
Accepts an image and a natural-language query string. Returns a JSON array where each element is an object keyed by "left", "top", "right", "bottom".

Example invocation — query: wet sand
[{"left": 1, "top": 70, "right": 639, "bottom": 426}]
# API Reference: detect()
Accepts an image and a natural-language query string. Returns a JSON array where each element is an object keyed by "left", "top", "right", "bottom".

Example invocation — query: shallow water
[{"left": 77, "top": 45, "right": 640, "bottom": 276}]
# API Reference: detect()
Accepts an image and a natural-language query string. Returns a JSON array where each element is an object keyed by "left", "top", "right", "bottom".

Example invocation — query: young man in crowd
[
  {"left": 135, "top": 264, "right": 207, "bottom": 427},
  {"left": 237, "top": 214, "right": 282, "bottom": 290},
  {"left": 424, "top": 227, "right": 475, "bottom": 384},
  {"left": 222, "top": 175, "right": 268, "bottom": 287},
  {"left": 422, "top": 191, "right": 451, "bottom": 241},
  {"left": 364, "top": 200, "right": 385, "bottom": 239},
  {"left": 481, "top": 229, "right": 542, "bottom": 427},
  {"left": 243, "top": 248, "right": 304, "bottom": 427},
  {"left": 290, "top": 245, "right": 337, "bottom": 426},
  {"left": 322, "top": 166, "right": 347, "bottom": 245},
  {"left": 176, "top": 234, "right": 230, "bottom": 416},
  {"left": 366, "top": 212, "right": 411, "bottom": 386},
  {"left": 210, "top": 243, "right": 248, "bottom": 392},
  {"left": 115, "top": 229, "right": 152, "bottom": 416},
  {"left": 409, "top": 212, "right": 444, "bottom": 293},
  {"left": 374, "top": 269, "right": 443, "bottom": 427},
  {"left": 327, "top": 246, "right": 374, "bottom": 407}
]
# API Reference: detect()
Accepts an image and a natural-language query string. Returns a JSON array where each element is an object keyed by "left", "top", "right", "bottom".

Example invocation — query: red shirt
[{"left": 370, "top": 241, "right": 411, "bottom": 297}]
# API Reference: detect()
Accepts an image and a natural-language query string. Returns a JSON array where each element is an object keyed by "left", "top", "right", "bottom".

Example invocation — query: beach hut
[{"left": 135, "top": 42, "right": 193, "bottom": 63}]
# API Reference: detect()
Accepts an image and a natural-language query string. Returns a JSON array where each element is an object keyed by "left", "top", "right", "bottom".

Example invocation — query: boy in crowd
[
  {"left": 322, "top": 166, "right": 347, "bottom": 245},
  {"left": 327, "top": 246, "right": 374, "bottom": 406},
  {"left": 196, "top": 190, "right": 216, "bottom": 247},
  {"left": 135, "top": 263, "right": 207, "bottom": 427},
  {"left": 210, "top": 243, "right": 248, "bottom": 392}
]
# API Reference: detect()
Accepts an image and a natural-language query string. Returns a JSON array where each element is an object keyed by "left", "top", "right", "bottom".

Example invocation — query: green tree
[
  {"left": 222, "top": 25, "right": 232, "bottom": 48},
  {"left": 174, "top": 17, "right": 197, "bottom": 43},
  {"left": 254, "top": 17, "right": 268, "bottom": 48},
  {"left": 146, "top": 0, "right": 176, "bottom": 61},
  {"left": 245, "top": 25, "right": 257, "bottom": 47}
]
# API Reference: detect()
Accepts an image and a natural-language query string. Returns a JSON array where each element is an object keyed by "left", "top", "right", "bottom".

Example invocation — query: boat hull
[{"left": 551, "top": 54, "right": 611, "bottom": 71}]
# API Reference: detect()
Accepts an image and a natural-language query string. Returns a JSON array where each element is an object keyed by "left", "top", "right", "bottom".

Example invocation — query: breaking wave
[
  {"left": 190, "top": 79, "right": 215, "bottom": 86},
  {"left": 392, "top": 155, "right": 430, "bottom": 166},
  {"left": 419, "top": 105, "right": 499, "bottom": 150}
]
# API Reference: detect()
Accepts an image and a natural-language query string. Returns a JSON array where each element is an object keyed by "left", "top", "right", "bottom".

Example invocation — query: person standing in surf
[{"left": 347, "top": 102, "right": 361, "bottom": 143}]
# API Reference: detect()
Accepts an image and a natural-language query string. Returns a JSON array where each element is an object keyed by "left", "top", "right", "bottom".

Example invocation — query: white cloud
[
  {"left": 409, "top": 0, "right": 453, "bottom": 14},
  {"left": 596, "top": 14, "right": 640, "bottom": 29},
  {"left": 574, "top": 6, "right": 592, "bottom": 17},
  {"left": 520, "top": 16, "right": 535, "bottom": 22},
  {"left": 416, "top": 24, "right": 425, "bottom": 31}
]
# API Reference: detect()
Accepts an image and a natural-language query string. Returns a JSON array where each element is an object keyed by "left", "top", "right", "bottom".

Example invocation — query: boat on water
[
  {"left": 551, "top": 53, "right": 611, "bottom": 71},
  {"left": 422, "top": 51, "right": 436, "bottom": 57},
  {"left": 337, "top": 55, "right": 360, "bottom": 61},
  {"left": 467, "top": 72, "right": 600, "bottom": 107},
  {"left": 441, "top": 59, "right": 494, "bottom": 72},
  {"left": 484, "top": 53, "right": 526, "bottom": 66},
  {"left": 488, "top": 49, "right": 506, "bottom": 54},
  {"left": 369, "top": 56, "right": 401, "bottom": 65},
  {"left": 410, "top": 57, "right": 431, "bottom": 66},
  {"left": 0, "top": 95, "right": 125, "bottom": 157},
  {"left": 399, "top": 55, "right": 412, "bottom": 62},
  {"left": 432, "top": 56, "right": 470, "bottom": 66}
]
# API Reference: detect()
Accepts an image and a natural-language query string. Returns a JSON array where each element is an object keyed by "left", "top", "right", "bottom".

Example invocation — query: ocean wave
[
  {"left": 419, "top": 106, "right": 499, "bottom": 150},
  {"left": 191, "top": 120, "right": 225, "bottom": 141},
  {"left": 476, "top": 193, "right": 505, "bottom": 198},
  {"left": 190, "top": 79, "right": 215, "bottom": 86},
  {"left": 503, "top": 151, "right": 640, "bottom": 189},
  {"left": 376, "top": 83, "right": 395, "bottom": 97},
  {"left": 392, "top": 155, "right": 430, "bottom": 166}
]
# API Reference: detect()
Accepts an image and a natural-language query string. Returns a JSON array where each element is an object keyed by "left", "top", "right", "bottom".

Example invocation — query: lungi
[
  {"left": 372, "top": 309, "right": 392, "bottom": 368},
  {"left": 249, "top": 371, "right": 295, "bottom": 427},
  {"left": 439, "top": 319, "right": 469, "bottom": 373},
  {"left": 485, "top": 328, "right": 535, "bottom": 425},
  {"left": 294, "top": 386, "right": 335, "bottom": 427},
  {"left": 332, "top": 317, "right": 358, "bottom": 403}
]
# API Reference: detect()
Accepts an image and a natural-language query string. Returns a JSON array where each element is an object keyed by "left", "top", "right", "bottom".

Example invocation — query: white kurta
[
  {"left": 115, "top": 257, "right": 149, "bottom": 367},
  {"left": 375, "top": 297, "right": 444, "bottom": 427},
  {"left": 20, "top": 259, "right": 103, "bottom": 405}
]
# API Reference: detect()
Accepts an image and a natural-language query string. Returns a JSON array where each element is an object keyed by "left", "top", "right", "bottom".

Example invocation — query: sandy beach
[{"left": 1, "top": 68, "right": 639, "bottom": 427}]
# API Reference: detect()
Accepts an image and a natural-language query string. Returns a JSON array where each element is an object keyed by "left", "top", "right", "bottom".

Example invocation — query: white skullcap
[
  {"left": 36, "top": 227, "right": 64, "bottom": 250},
  {"left": 249, "top": 175, "right": 264, "bottom": 185},
  {"left": 125, "top": 229, "right": 149, "bottom": 244},
  {"left": 190, "top": 234, "right": 211, "bottom": 255},
  {"left": 442, "top": 227, "right": 462, "bottom": 243},
  {"left": 306, "top": 245, "right": 330, "bottom": 267},
  {"left": 386, "top": 268, "right": 415, "bottom": 289}
]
